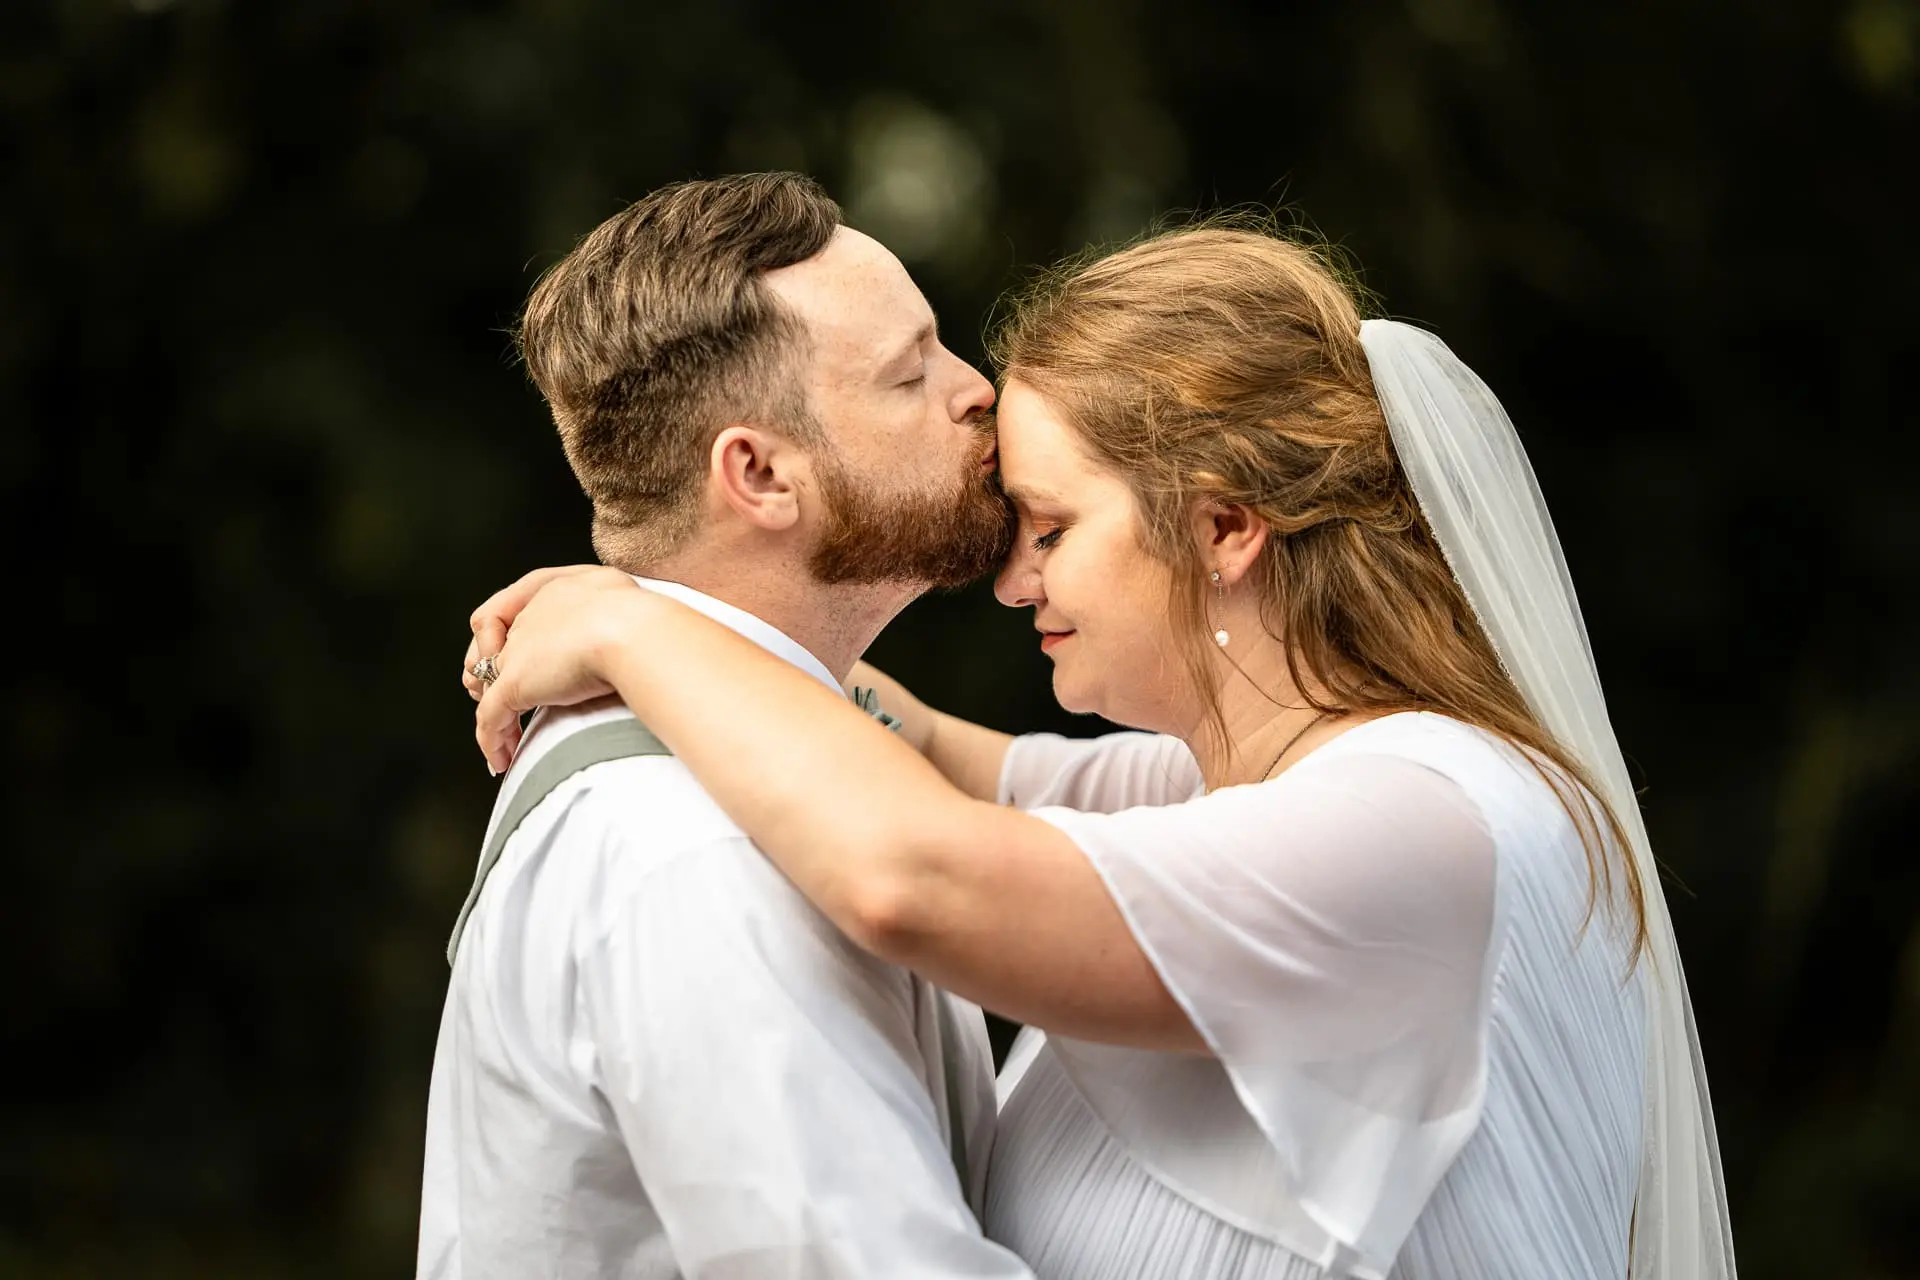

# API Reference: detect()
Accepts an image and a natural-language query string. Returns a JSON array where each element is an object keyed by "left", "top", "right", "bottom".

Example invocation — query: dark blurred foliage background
[{"left": 4, "top": 0, "right": 1917, "bottom": 1274}]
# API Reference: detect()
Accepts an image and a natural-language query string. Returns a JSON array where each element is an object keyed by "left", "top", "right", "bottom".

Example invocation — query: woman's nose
[{"left": 994, "top": 554, "right": 1040, "bottom": 609}]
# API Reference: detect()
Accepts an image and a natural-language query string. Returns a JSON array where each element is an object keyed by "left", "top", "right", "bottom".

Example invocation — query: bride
[{"left": 462, "top": 225, "right": 1736, "bottom": 1279}]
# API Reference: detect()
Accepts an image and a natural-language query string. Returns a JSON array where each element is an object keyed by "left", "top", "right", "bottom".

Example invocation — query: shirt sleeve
[
  {"left": 997, "top": 731, "right": 1204, "bottom": 812},
  {"left": 577, "top": 827, "right": 1033, "bottom": 1280},
  {"left": 1031, "top": 749, "right": 1498, "bottom": 1276}
]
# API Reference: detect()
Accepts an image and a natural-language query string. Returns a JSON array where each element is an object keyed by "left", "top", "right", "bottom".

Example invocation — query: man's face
[{"left": 765, "top": 228, "right": 1011, "bottom": 587}]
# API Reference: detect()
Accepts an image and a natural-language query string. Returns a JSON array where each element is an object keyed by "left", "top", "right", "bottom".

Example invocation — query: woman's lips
[{"left": 1039, "top": 630, "right": 1074, "bottom": 653}]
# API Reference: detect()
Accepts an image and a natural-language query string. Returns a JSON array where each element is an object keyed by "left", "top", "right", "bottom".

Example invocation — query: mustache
[{"left": 968, "top": 409, "right": 1003, "bottom": 491}]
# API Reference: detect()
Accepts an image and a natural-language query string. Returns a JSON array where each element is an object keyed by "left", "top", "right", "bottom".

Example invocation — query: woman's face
[{"left": 992, "top": 379, "right": 1192, "bottom": 733}]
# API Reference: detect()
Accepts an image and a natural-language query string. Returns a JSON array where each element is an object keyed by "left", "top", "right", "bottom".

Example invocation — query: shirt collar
[{"left": 630, "top": 576, "right": 842, "bottom": 696}]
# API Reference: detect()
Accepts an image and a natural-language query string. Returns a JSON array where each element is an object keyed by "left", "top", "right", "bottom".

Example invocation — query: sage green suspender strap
[
  {"left": 439, "top": 698, "right": 972, "bottom": 1192},
  {"left": 445, "top": 718, "right": 671, "bottom": 966},
  {"left": 449, "top": 689, "right": 897, "bottom": 967}
]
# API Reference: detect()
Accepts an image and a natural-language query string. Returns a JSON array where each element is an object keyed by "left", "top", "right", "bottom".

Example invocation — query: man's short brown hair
[{"left": 517, "top": 173, "right": 843, "bottom": 567}]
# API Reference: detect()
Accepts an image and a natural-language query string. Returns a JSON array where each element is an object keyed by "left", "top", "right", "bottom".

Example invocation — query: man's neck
[{"left": 633, "top": 553, "right": 919, "bottom": 683}]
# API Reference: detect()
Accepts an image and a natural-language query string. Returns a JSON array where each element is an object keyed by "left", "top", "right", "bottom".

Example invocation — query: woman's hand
[
  {"left": 845, "top": 661, "right": 935, "bottom": 754},
  {"left": 846, "top": 661, "right": 1013, "bottom": 800},
  {"left": 468, "top": 566, "right": 652, "bottom": 773},
  {"left": 462, "top": 564, "right": 604, "bottom": 700}
]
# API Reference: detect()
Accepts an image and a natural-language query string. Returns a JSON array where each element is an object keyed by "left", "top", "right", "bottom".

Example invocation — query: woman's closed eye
[{"left": 1030, "top": 527, "right": 1065, "bottom": 552}]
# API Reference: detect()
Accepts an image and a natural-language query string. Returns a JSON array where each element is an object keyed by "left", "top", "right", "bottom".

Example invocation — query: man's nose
[{"left": 952, "top": 360, "right": 995, "bottom": 424}]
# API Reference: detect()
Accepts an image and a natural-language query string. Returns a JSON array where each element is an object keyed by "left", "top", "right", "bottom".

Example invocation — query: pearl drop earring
[{"left": 1211, "top": 569, "right": 1229, "bottom": 647}]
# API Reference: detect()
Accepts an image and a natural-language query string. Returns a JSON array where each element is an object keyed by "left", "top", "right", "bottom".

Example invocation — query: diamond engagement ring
[{"left": 470, "top": 654, "right": 500, "bottom": 686}]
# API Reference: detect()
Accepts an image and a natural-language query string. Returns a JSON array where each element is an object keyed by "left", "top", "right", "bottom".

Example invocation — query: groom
[{"left": 417, "top": 173, "right": 1032, "bottom": 1278}]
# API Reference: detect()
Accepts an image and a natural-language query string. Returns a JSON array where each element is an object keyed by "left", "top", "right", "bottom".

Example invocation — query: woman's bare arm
[{"left": 473, "top": 570, "right": 1199, "bottom": 1052}]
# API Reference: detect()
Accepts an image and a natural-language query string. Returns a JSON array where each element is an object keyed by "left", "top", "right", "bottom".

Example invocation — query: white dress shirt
[
  {"left": 984, "top": 715, "right": 1646, "bottom": 1280},
  {"left": 418, "top": 578, "right": 1030, "bottom": 1280}
]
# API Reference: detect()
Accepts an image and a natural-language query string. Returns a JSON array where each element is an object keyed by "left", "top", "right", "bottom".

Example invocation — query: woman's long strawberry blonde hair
[{"left": 989, "top": 220, "right": 1649, "bottom": 962}]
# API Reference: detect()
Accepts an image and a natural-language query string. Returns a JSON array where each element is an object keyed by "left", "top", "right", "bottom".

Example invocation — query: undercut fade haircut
[{"left": 517, "top": 172, "right": 843, "bottom": 568}]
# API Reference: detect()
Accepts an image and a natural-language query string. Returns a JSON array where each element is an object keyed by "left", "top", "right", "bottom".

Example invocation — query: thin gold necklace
[{"left": 1254, "top": 710, "right": 1328, "bottom": 784}]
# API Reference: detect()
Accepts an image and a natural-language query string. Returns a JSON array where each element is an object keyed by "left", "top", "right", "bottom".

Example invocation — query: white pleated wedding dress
[{"left": 982, "top": 714, "right": 1647, "bottom": 1280}]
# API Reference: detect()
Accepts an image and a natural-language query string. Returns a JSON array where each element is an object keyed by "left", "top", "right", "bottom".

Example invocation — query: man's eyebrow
[{"left": 879, "top": 319, "right": 938, "bottom": 370}]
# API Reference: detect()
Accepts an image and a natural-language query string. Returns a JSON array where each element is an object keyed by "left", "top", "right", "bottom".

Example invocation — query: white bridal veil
[{"left": 1358, "top": 319, "right": 1736, "bottom": 1280}]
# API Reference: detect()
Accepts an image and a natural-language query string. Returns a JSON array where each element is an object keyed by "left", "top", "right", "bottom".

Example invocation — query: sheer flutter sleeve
[
  {"left": 1029, "top": 746, "right": 1500, "bottom": 1278},
  {"left": 998, "top": 731, "right": 1204, "bottom": 813}
]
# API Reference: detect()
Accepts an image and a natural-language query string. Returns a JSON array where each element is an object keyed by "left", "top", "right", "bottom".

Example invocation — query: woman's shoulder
[
  {"left": 1311, "top": 707, "right": 1505, "bottom": 757},
  {"left": 1302, "top": 710, "right": 1503, "bottom": 782},
  {"left": 1303, "top": 711, "right": 1581, "bottom": 838}
]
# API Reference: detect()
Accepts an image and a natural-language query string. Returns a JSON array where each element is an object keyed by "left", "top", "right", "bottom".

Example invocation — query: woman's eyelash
[{"left": 1030, "top": 528, "right": 1064, "bottom": 552}]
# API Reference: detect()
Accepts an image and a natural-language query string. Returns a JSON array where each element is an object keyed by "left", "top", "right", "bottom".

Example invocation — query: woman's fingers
[
  {"left": 462, "top": 633, "right": 486, "bottom": 700},
  {"left": 471, "top": 613, "right": 509, "bottom": 671},
  {"left": 462, "top": 618, "right": 508, "bottom": 701},
  {"left": 467, "top": 567, "right": 638, "bottom": 772},
  {"left": 475, "top": 656, "right": 526, "bottom": 774},
  {"left": 462, "top": 564, "right": 598, "bottom": 701},
  {"left": 469, "top": 565, "right": 597, "bottom": 639}
]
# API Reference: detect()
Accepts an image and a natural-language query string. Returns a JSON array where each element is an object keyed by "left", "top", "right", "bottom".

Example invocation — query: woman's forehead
[{"left": 998, "top": 380, "right": 1108, "bottom": 502}]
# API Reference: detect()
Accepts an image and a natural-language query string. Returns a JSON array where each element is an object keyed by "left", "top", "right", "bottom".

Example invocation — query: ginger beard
[{"left": 807, "top": 413, "right": 1014, "bottom": 588}]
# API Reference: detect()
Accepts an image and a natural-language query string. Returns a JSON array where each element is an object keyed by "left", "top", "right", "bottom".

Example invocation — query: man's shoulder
[
  {"left": 509, "top": 700, "right": 744, "bottom": 847},
  {"left": 534, "top": 757, "right": 752, "bottom": 893},
  {"left": 565, "top": 754, "right": 745, "bottom": 846},
  {"left": 522, "top": 708, "right": 827, "bottom": 899},
  {"left": 492, "top": 702, "right": 869, "bottom": 953},
  {"left": 557, "top": 766, "right": 890, "bottom": 983}
]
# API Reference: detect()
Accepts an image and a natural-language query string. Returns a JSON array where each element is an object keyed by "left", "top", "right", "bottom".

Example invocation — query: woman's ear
[
  {"left": 711, "top": 425, "right": 803, "bottom": 531},
  {"left": 1190, "top": 501, "right": 1269, "bottom": 586}
]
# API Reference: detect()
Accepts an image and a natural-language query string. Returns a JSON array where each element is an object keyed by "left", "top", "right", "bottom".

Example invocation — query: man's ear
[
  {"left": 1190, "top": 501, "right": 1270, "bottom": 586},
  {"left": 710, "top": 425, "right": 804, "bottom": 531}
]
